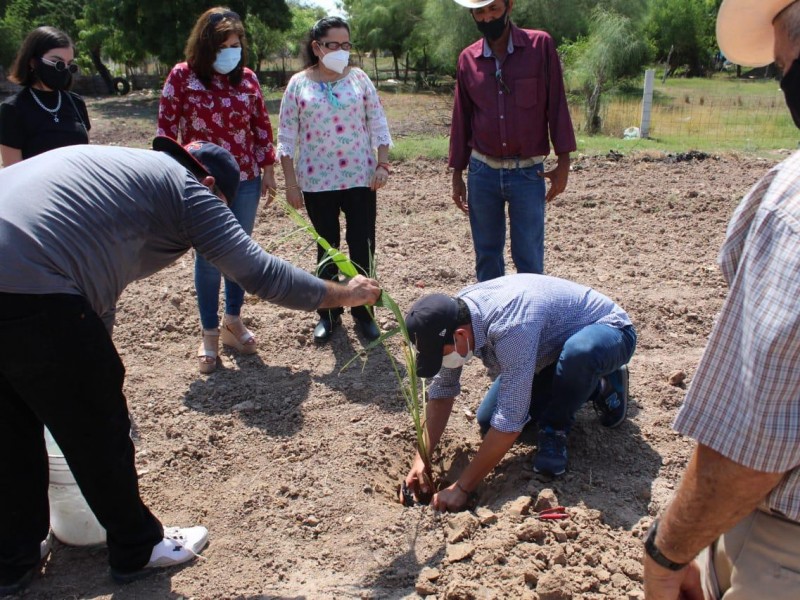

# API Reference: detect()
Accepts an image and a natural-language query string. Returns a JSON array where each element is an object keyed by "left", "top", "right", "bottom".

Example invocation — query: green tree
[
  {"left": 80, "top": 0, "right": 292, "bottom": 69},
  {"left": 272, "top": 1, "right": 326, "bottom": 72},
  {"left": 562, "top": 8, "right": 650, "bottom": 134},
  {"left": 645, "top": 0, "right": 713, "bottom": 76},
  {"left": 344, "top": 0, "right": 425, "bottom": 81},
  {"left": 0, "top": 0, "right": 87, "bottom": 69}
]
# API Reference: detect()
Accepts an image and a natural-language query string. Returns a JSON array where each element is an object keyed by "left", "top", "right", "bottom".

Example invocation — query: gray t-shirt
[{"left": 0, "top": 145, "right": 326, "bottom": 320}]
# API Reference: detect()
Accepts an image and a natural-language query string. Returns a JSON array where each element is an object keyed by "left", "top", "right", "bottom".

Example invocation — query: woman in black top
[{"left": 0, "top": 26, "right": 90, "bottom": 167}]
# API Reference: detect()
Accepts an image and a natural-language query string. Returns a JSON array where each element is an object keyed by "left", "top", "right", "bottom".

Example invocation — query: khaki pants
[{"left": 699, "top": 510, "right": 800, "bottom": 599}]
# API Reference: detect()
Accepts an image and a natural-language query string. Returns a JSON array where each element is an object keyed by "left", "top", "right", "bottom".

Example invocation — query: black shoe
[
  {"left": 313, "top": 315, "right": 340, "bottom": 343},
  {"left": 593, "top": 365, "right": 629, "bottom": 428},
  {"left": 533, "top": 427, "right": 568, "bottom": 476},
  {"left": 355, "top": 318, "right": 381, "bottom": 342}
]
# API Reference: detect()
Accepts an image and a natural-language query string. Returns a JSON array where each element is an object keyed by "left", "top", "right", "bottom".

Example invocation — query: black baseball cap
[
  {"left": 152, "top": 136, "right": 240, "bottom": 204},
  {"left": 404, "top": 294, "right": 460, "bottom": 378}
]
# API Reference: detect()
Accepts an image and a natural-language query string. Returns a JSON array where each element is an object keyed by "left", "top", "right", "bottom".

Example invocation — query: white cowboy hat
[
  {"left": 717, "top": 0, "right": 798, "bottom": 66},
  {"left": 452, "top": 0, "right": 496, "bottom": 8}
]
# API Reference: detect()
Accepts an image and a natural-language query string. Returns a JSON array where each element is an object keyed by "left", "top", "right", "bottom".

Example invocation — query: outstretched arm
[{"left": 318, "top": 275, "right": 380, "bottom": 310}]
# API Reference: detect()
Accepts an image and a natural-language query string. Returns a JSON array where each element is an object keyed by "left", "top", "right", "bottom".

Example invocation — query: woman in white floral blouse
[{"left": 278, "top": 16, "right": 392, "bottom": 343}]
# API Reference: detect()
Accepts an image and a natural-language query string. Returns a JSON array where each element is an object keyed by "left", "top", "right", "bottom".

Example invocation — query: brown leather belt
[{"left": 471, "top": 149, "right": 545, "bottom": 169}]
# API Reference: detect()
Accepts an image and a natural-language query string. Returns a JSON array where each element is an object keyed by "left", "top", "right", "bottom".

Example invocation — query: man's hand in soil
[
  {"left": 643, "top": 557, "right": 703, "bottom": 600},
  {"left": 451, "top": 170, "right": 468, "bottom": 214},
  {"left": 432, "top": 483, "right": 469, "bottom": 512},
  {"left": 403, "top": 453, "right": 431, "bottom": 501},
  {"left": 540, "top": 153, "right": 570, "bottom": 202}
]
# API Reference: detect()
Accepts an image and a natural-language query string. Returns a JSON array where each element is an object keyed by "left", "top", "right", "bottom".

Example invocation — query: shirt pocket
[{"left": 514, "top": 78, "right": 539, "bottom": 109}]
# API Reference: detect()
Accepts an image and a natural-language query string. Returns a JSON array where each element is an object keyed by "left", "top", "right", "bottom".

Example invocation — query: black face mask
[
  {"left": 476, "top": 10, "right": 509, "bottom": 41},
  {"left": 780, "top": 57, "right": 800, "bottom": 129},
  {"left": 35, "top": 60, "right": 72, "bottom": 91}
]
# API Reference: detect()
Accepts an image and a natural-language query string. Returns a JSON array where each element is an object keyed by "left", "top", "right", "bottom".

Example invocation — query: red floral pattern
[{"left": 157, "top": 63, "right": 275, "bottom": 181}]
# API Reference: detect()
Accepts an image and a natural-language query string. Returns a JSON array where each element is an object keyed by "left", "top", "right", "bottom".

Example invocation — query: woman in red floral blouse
[{"left": 158, "top": 7, "right": 277, "bottom": 374}]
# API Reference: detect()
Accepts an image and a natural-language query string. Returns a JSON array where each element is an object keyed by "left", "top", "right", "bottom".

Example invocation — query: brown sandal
[
  {"left": 197, "top": 328, "right": 220, "bottom": 374},
  {"left": 221, "top": 315, "right": 257, "bottom": 355}
]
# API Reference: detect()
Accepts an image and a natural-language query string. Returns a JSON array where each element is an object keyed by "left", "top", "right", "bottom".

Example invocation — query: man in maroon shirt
[{"left": 450, "top": 0, "right": 576, "bottom": 282}]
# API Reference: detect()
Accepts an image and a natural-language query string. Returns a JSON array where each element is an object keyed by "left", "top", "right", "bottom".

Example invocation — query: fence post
[{"left": 641, "top": 69, "right": 655, "bottom": 138}]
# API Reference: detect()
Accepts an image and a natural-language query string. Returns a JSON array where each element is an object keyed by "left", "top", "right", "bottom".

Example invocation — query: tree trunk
[
  {"left": 662, "top": 45, "right": 674, "bottom": 84},
  {"left": 403, "top": 51, "right": 410, "bottom": 83},
  {"left": 373, "top": 52, "right": 378, "bottom": 82},
  {"left": 393, "top": 53, "right": 400, "bottom": 80},
  {"left": 587, "top": 83, "right": 602, "bottom": 135},
  {"left": 89, "top": 46, "right": 114, "bottom": 95}
]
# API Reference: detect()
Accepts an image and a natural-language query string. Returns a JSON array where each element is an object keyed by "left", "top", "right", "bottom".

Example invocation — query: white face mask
[
  {"left": 213, "top": 47, "right": 242, "bottom": 74},
  {"left": 321, "top": 49, "right": 350, "bottom": 74},
  {"left": 441, "top": 335, "right": 474, "bottom": 370}
]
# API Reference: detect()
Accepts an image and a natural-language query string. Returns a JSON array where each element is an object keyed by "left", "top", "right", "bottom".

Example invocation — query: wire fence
[{"left": 569, "top": 92, "right": 799, "bottom": 150}]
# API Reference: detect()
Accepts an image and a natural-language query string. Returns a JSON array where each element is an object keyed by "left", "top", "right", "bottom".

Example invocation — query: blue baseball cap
[{"left": 152, "top": 136, "right": 240, "bottom": 204}]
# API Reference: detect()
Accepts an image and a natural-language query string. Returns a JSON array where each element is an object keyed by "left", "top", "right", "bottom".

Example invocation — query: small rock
[
  {"left": 303, "top": 516, "right": 319, "bottom": 527},
  {"left": 516, "top": 521, "right": 546, "bottom": 544},
  {"left": 628, "top": 591, "right": 645, "bottom": 600},
  {"left": 420, "top": 567, "right": 440, "bottom": 581},
  {"left": 534, "top": 488, "right": 559, "bottom": 512},
  {"left": 668, "top": 370, "right": 686, "bottom": 386},
  {"left": 508, "top": 495, "right": 533, "bottom": 516},
  {"left": 446, "top": 542, "right": 475, "bottom": 563},
  {"left": 549, "top": 545, "right": 568, "bottom": 567},
  {"left": 537, "top": 568, "right": 573, "bottom": 599},
  {"left": 231, "top": 400, "right": 256, "bottom": 412},
  {"left": 415, "top": 580, "right": 437, "bottom": 596},
  {"left": 611, "top": 573, "right": 629, "bottom": 588},
  {"left": 447, "top": 512, "right": 479, "bottom": 543},
  {"left": 362, "top": 485, "right": 373, "bottom": 494},
  {"left": 524, "top": 570, "right": 539, "bottom": 585},
  {"left": 554, "top": 529, "right": 568, "bottom": 543},
  {"left": 463, "top": 408, "right": 476, "bottom": 421},
  {"left": 475, "top": 506, "right": 498, "bottom": 526},
  {"left": 415, "top": 280, "right": 426, "bottom": 288}
]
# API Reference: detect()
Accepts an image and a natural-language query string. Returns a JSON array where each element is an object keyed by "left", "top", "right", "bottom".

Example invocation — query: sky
[{"left": 302, "top": 0, "right": 346, "bottom": 17}]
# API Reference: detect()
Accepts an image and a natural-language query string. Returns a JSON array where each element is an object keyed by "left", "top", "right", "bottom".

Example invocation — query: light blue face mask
[{"left": 213, "top": 47, "right": 242, "bottom": 74}]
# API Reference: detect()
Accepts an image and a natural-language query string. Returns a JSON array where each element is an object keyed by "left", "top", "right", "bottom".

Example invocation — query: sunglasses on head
[
  {"left": 40, "top": 56, "right": 79, "bottom": 74},
  {"left": 209, "top": 10, "right": 240, "bottom": 25}
]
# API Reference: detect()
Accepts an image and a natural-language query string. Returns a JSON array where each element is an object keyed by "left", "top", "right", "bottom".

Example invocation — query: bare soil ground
[{"left": 19, "top": 93, "right": 789, "bottom": 599}]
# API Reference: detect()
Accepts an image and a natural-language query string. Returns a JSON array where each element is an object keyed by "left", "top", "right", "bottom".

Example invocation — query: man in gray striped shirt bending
[{"left": 403, "top": 273, "right": 636, "bottom": 511}]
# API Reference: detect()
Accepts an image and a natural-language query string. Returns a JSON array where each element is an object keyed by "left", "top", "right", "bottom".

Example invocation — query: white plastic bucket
[{"left": 45, "top": 428, "right": 107, "bottom": 546}]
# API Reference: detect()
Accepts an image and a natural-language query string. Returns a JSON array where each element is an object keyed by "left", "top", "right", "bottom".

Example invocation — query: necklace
[{"left": 29, "top": 88, "right": 62, "bottom": 123}]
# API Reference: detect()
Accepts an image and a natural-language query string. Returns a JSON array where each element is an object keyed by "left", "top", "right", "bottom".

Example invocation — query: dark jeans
[
  {"left": 304, "top": 187, "right": 377, "bottom": 321},
  {"left": 477, "top": 324, "right": 637, "bottom": 432},
  {"left": 0, "top": 293, "right": 163, "bottom": 584}
]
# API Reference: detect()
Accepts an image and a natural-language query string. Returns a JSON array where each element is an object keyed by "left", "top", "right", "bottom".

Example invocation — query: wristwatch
[{"left": 645, "top": 518, "right": 689, "bottom": 571}]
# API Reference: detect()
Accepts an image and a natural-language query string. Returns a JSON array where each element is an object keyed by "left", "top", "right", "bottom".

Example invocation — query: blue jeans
[
  {"left": 477, "top": 324, "right": 637, "bottom": 433},
  {"left": 467, "top": 156, "right": 546, "bottom": 282},
  {"left": 195, "top": 176, "right": 261, "bottom": 330}
]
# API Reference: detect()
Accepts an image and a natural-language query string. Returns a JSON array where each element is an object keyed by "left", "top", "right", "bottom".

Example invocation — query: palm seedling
[{"left": 280, "top": 199, "right": 434, "bottom": 504}]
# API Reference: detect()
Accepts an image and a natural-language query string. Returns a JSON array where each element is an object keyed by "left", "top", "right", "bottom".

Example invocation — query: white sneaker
[
  {"left": 146, "top": 526, "right": 208, "bottom": 568},
  {"left": 111, "top": 526, "right": 208, "bottom": 583}
]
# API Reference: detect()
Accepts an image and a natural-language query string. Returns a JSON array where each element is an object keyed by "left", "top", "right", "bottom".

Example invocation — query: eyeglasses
[
  {"left": 209, "top": 10, "right": 240, "bottom": 25},
  {"left": 318, "top": 41, "right": 353, "bottom": 51},
  {"left": 40, "top": 56, "right": 79, "bottom": 74},
  {"left": 495, "top": 69, "right": 510, "bottom": 95}
]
